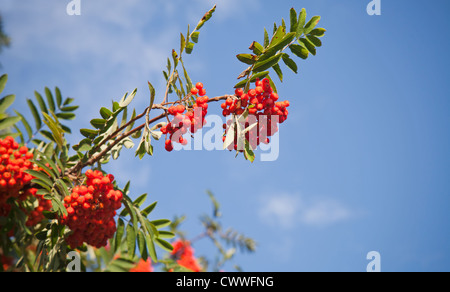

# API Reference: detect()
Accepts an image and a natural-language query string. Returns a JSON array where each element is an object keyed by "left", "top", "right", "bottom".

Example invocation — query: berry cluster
[
  {"left": 221, "top": 78, "right": 290, "bottom": 150},
  {"left": 171, "top": 239, "right": 202, "bottom": 272},
  {"left": 0, "top": 137, "right": 35, "bottom": 204},
  {"left": 0, "top": 136, "right": 51, "bottom": 228},
  {"left": 161, "top": 82, "right": 209, "bottom": 152},
  {"left": 60, "top": 169, "right": 123, "bottom": 248}
]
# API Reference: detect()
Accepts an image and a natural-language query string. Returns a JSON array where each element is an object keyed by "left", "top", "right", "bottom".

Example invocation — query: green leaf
[
  {"left": 249, "top": 41, "right": 264, "bottom": 55},
  {"left": 73, "top": 138, "right": 92, "bottom": 152},
  {"left": 236, "top": 54, "right": 257, "bottom": 65},
  {"left": 250, "top": 71, "right": 270, "bottom": 82},
  {"left": 172, "top": 50, "right": 179, "bottom": 69},
  {"left": 26, "top": 170, "right": 53, "bottom": 187},
  {"left": 40, "top": 130, "right": 55, "bottom": 143},
  {"left": 264, "top": 28, "right": 270, "bottom": 48},
  {"left": 145, "top": 233, "right": 158, "bottom": 263},
  {"left": 80, "top": 128, "right": 98, "bottom": 139},
  {"left": 269, "top": 25, "right": 287, "bottom": 48},
  {"left": 141, "top": 201, "right": 158, "bottom": 217},
  {"left": 114, "top": 218, "right": 125, "bottom": 253},
  {"left": 289, "top": 43, "right": 309, "bottom": 60},
  {"left": 112, "top": 101, "right": 120, "bottom": 112},
  {"left": 166, "top": 57, "right": 172, "bottom": 73},
  {"left": 191, "top": 31, "right": 200, "bottom": 43},
  {"left": 34, "top": 91, "right": 48, "bottom": 115},
  {"left": 306, "top": 35, "right": 322, "bottom": 47},
  {"left": 253, "top": 53, "right": 283, "bottom": 73},
  {"left": 137, "top": 230, "right": 148, "bottom": 261},
  {"left": 135, "top": 132, "right": 147, "bottom": 160},
  {"left": 0, "top": 74, "right": 7, "bottom": 95},
  {"left": 55, "top": 87, "right": 62, "bottom": 108},
  {"left": 119, "top": 88, "right": 137, "bottom": 108},
  {"left": 310, "top": 28, "right": 326, "bottom": 37},
  {"left": 272, "top": 63, "right": 283, "bottom": 82},
  {"left": 90, "top": 118, "right": 106, "bottom": 129},
  {"left": 0, "top": 94, "right": 15, "bottom": 114},
  {"left": 14, "top": 111, "right": 32, "bottom": 140},
  {"left": 45, "top": 87, "right": 56, "bottom": 112},
  {"left": 99, "top": 107, "right": 113, "bottom": 119},
  {"left": 157, "top": 231, "right": 176, "bottom": 239},
  {"left": 195, "top": 4, "right": 216, "bottom": 30},
  {"left": 133, "top": 193, "right": 148, "bottom": 208},
  {"left": 234, "top": 78, "right": 249, "bottom": 89},
  {"left": 296, "top": 8, "right": 307, "bottom": 38},
  {"left": 63, "top": 97, "right": 75, "bottom": 106},
  {"left": 304, "top": 16, "right": 321, "bottom": 35},
  {"left": 126, "top": 223, "right": 136, "bottom": 258},
  {"left": 180, "top": 33, "right": 186, "bottom": 55},
  {"left": 244, "top": 140, "right": 255, "bottom": 163},
  {"left": 60, "top": 106, "right": 79, "bottom": 112},
  {"left": 148, "top": 81, "right": 156, "bottom": 108},
  {"left": 55, "top": 112, "right": 76, "bottom": 120},
  {"left": 282, "top": 53, "right": 298, "bottom": 73},
  {"left": 42, "top": 112, "right": 64, "bottom": 149},
  {"left": 27, "top": 99, "right": 42, "bottom": 130},
  {"left": 41, "top": 155, "right": 61, "bottom": 178},
  {"left": 0, "top": 116, "right": 21, "bottom": 130},
  {"left": 185, "top": 42, "right": 194, "bottom": 54},
  {"left": 150, "top": 219, "right": 171, "bottom": 229},
  {"left": 289, "top": 8, "right": 298, "bottom": 33},
  {"left": 299, "top": 38, "right": 316, "bottom": 55},
  {"left": 155, "top": 238, "right": 173, "bottom": 253}
]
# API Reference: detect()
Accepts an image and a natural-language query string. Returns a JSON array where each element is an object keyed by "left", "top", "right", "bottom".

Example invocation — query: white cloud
[
  {"left": 259, "top": 193, "right": 352, "bottom": 229},
  {"left": 300, "top": 198, "right": 351, "bottom": 226},
  {"left": 259, "top": 194, "right": 300, "bottom": 229}
]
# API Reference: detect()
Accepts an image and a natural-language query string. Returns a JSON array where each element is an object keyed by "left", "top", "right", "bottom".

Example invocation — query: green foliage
[
  {"left": 0, "top": 5, "right": 325, "bottom": 272},
  {"left": 235, "top": 7, "right": 326, "bottom": 88}
]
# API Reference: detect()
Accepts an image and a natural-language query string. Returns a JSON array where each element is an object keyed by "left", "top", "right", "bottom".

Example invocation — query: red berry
[
  {"left": 196, "top": 82, "right": 204, "bottom": 90},
  {"left": 198, "top": 88, "right": 207, "bottom": 97}
]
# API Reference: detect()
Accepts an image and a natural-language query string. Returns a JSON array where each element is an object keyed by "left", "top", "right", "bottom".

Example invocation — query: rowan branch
[{"left": 66, "top": 94, "right": 231, "bottom": 176}]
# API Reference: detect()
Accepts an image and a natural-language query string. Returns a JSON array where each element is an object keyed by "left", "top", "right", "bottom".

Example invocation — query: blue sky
[{"left": 1, "top": 0, "right": 450, "bottom": 272}]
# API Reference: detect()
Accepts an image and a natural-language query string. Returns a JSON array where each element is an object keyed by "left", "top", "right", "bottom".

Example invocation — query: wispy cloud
[
  {"left": 259, "top": 193, "right": 353, "bottom": 229},
  {"left": 259, "top": 194, "right": 301, "bottom": 229}
]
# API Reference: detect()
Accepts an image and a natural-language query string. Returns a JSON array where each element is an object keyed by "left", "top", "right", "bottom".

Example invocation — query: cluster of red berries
[
  {"left": 60, "top": 169, "right": 123, "bottom": 248},
  {"left": 0, "top": 136, "right": 51, "bottom": 227},
  {"left": 0, "top": 137, "right": 35, "bottom": 203},
  {"left": 221, "top": 78, "right": 290, "bottom": 150},
  {"left": 130, "top": 259, "right": 154, "bottom": 272},
  {"left": 161, "top": 82, "right": 209, "bottom": 152},
  {"left": 171, "top": 239, "right": 202, "bottom": 272}
]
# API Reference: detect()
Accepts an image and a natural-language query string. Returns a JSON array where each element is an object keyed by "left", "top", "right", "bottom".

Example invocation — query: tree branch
[{"left": 66, "top": 94, "right": 231, "bottom": 176}]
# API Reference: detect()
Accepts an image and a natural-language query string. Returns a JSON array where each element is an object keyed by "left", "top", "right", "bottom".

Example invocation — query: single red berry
[
  {"left": 235, "top": 88, "right": 244, "bottom": 97},
  {"left": 196, "top": 82, "right": 204, "bottom": 90},
  {"left": 165, "top": 140, "right": 174, "bottom": 152}
]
